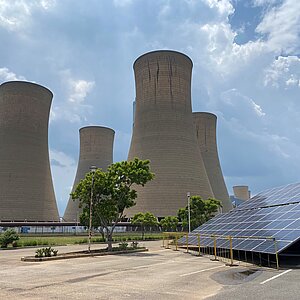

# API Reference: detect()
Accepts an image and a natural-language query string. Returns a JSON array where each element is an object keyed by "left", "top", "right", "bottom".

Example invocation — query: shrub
[
  {"left": 35, "top": 247, "right": 58, "bottom": 258},
  {"left": 0, "top": 229, "right": 19, "bottom": 248},
  {"left": 23, "top": 240, "right": 38, "bottom": 247},
  {"left": 118, "top": 241, "right": 128, "bottom": 250},
  {"left": 131, "top": 241, "right": 139, "bottom": 249}
]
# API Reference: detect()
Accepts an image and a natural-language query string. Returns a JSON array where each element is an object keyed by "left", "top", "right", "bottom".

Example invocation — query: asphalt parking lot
[{"left": 0, "top": 241, "right": 299, "bottom": 299}]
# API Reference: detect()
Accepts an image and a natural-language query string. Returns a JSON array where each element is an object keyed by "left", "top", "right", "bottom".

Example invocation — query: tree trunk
[
  {"left": 107, "top": 231, "right": 113, "bottom": 251},
  {"left": 99, "top": 227, "right": 105, "bottom": 241}
]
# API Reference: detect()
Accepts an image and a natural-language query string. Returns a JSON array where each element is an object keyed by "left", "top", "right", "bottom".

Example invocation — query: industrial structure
[
  {"left": 179, "top": 182, "right": 300, "bottom": 267},
  {"left": 0, "top": 81, "right": 59, "bottom": 221},
  {"left": 63, "top": 126, "right": 115, "bottom": 222},
  {"left": 193, "top": 112, "right": 232, "bottom": 212},
  {"left": 233, "top": 185, "right": 250, "bottom": 201},
  {"left": 127, "top": 50, "right": 214, "bottom": 217}
]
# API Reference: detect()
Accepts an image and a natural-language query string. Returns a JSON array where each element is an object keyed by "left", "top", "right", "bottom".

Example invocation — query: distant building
[
  {"left": 0, "top": 81, "right": 59, "bottom": 221},
  {"left": 233, "top": 185, "right": 251, "bottom": 201},
  {"left": 63, "top": 126, "right": 115, "bottom": 222},
  {"left": 127, "top": 50, "right": 230, "bottom": 217},
  {"left": 193, "top": 112, "right": 232, "bottom": 212}
]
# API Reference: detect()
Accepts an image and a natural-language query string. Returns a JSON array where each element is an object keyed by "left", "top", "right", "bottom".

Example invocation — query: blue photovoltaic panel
[
  {"left": 179, "top": 182, "right": 300, "bottom": 254},
  {"left": 236, "top": 182, "right": 300, "bottom": 210}
]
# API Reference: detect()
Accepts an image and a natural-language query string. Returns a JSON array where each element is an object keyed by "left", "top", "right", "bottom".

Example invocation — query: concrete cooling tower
[
  {"left": 127, "top": 50, "right": 214, "bottom": 217},
  {"left": 193, "top": 112, "right": 232, "bottom": 212},
  {"left": 233, "top": 185, "right": 250, "bottom": 201},
  {"left": 63, "top": 126, "right": 114, "bottom": 222},
  {"left": 0, "top": 81, "right": 59, "bottom": 221}
]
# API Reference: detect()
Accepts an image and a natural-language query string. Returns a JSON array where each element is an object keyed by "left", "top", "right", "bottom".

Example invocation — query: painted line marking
[
  {"left": 180, "top": 265, "right": 225, "bottom": 277},
  {"left": 260, "top": 269, "right": 292, "bottom": 285}
]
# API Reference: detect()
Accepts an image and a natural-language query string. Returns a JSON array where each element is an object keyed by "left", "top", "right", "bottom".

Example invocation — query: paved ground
[{"left": 0, "top": 241, "right": 299, "bottom": 299}]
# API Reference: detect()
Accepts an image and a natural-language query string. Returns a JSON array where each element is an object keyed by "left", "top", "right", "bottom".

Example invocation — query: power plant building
[
  {"left": 0, "top": 81, "right": 59, "bottom": 221},
  {"left": 233, "top": 185, "right": 250, "bottom": 201},
  {"left": 127, "top": 50, "right": 214, "bottom": 217},
  {"left": 193, "top": 112, "right": 232, "bottom": 212},
  {"left": 63, "top": 126, "right": 114, "bottom": 222}
]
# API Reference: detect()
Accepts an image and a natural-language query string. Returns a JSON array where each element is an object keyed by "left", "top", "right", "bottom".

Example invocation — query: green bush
[
  {"left": 118, "top": 241, "right": 128, "bottom": 250},
  {"left": 35, "top": 247, "right": 58, "bottom": 258},
  {"left": 0, "top": 229, "right": 19, "bottom": 248},
  {"left": 23, "top": 240, "right": 38, "bottom": 247}
]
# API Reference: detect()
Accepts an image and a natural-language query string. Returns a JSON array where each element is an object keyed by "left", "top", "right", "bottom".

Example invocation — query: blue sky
[{"left": 0, "top": 0, "right": 300, "bottom": 216}]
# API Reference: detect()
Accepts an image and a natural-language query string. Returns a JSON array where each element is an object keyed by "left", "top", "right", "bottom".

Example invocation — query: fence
[{"left": 162, "top": 232, "right": 279, "bottom": 270}]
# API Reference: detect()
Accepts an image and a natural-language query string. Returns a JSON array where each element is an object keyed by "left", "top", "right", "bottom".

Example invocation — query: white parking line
[
  {"left": 260, "top": 269, "right": 292, "bottom": 285},
  {"left": 180, "top": 265, "right": 225, "bottom": 277}
]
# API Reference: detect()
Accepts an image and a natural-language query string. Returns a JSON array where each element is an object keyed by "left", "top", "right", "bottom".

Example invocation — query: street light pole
[
  {"left": 187, "top": 192, "right": 191, "bottom": 233},
  {"left": 88, "top": 165, "right": 97, "bottom": 253}
]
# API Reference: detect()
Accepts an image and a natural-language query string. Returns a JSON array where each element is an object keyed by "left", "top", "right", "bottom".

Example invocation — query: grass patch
[{"left": 2, "top": 232, "right": 165, "bottom": 249}]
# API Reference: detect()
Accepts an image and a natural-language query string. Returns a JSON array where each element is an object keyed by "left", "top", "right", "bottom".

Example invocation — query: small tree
[
  {"left": 159, "top": 216, "right": 179, "bottom": 232},
  {"left": 131, "top": 212, "right": 158, "bottom": 239},
  {"left": 0, "top": 229, "right": 19, "bottom": 248},
  {"left": 72, "top": 158, "right": 154, "bottom": 251},
  {"left": 178, "top": 196, "right": 222, "bottom": 231}
]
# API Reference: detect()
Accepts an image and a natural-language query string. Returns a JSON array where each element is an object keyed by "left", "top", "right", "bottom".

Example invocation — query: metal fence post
[
  {"left": 197, "top": 234, "right": 201, "bottom": 256},
  {"left": 211, "top": 235, "right": 218, "bottom": 261},
  {"left": 274, "top": 238, "right": 280, "bottom": 270},
  {"left": 229, "top": 236, "right": 234, "bottom": 266},
  {"left": 186, "top": 232, "right": 189, "bottom": 253}
]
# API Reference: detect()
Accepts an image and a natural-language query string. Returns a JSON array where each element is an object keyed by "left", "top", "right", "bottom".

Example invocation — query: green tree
[
  {"left": 177, "top": 196, "right": 222, "bottom": 231},
  {"left": 131, "top": 212, "right": 158, "bottom": 239},
  {"left": 71, "top": 158, "right": 154, "bottom": 251},
  {"left": 0, "top": 229, "right": 19, "bottom": 248},
  {"left": 159, "top": 216, "right": 179, "bottom": 232}
]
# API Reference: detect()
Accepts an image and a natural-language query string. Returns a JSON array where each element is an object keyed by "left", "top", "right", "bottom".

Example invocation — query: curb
[{"left": 21, "top": 248, "right": 148, "bottom": 262}]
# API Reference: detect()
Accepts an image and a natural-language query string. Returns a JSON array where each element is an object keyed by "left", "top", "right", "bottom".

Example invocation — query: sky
[{"left": 0, "top": 0, "right": 300, "bottom": 216}]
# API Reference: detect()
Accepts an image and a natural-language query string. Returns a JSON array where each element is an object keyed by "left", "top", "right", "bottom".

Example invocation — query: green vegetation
[
  {"left": 72, "top": 158, "right": 154, "bottom": 250},
  {"left": 35, "top": 247, "right": 58, "bottom": 258},
  {"left": 0, "top": 229, "right": 19, "bottom": 248},
  {"left": 0, "top": 233, "right": 164, "bottom": 249},
  {"left": 178, "top": 196, "right": 222, "bottom": 231},
  {"left": 131, "top": 212, "right": 158, "bottom": 239},
  {"left": 159, "top": 216, "right": 179, "bottom": 231}
]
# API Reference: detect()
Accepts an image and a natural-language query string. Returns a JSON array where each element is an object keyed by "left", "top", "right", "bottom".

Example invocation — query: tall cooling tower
[
  {"left": 63, "top": 126, "right": 114, "bottom": 222},
  {"left": 233, "top": 185, "right": 250, "bottom": 201},
  {"left": 193, "top": 112, "right": 232, "bottom": 212},
  {"left": 127, "top": 50, "right": 214, "bottom": 217},
  {"left": 0, "top": 81, "right": 59, "bottom": 221}
]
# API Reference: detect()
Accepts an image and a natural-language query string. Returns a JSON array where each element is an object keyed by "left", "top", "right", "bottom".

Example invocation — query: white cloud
[
  {"left": 50, "top": 70, "right": 95, "bottom": 124},
  {"left": 69, "top": 79, "right": 95, "bottom": 104},
  {"left": 0, "top": 0, "right": 56, "bottom": 31},
  {"left": 220, "top": 89, "right": 266, "bottom": 119},
  {"left": 251, "top": 100, "right": 266, "bottom": 117},
  {"left": 204, "top": 0, "right": 234, "bottom": 18},
  {"left": 256, "top": 0, "right": 300, "bottom": 54},
  {"left": 264, "top": 55, "right": 300, "bottom": 87},
  {"left": 0, "top": 67, "right": 26, "bottom": 81},
  {"left": 191, "top": 21, "right": 267, "bottom": 76},
  {"left": 253, "top": 0, "right": 280, "bottom": 5},
  {"left": 50, "top": 149, "right": 76, "bottom": 168}
]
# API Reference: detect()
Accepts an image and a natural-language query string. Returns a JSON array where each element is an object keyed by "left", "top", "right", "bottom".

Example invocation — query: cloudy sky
[{"left": 1, "top": 0, "right": 299, "bottom": 216}]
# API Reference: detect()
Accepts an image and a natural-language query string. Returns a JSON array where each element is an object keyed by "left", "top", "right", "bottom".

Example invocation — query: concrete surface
[{"left": 0, "top": 240, "right": 299, "bottom": 299}]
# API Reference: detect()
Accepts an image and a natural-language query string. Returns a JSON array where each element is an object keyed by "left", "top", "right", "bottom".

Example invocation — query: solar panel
[
  {"left": 236, "top": 182, "right": 300, "bottom": 210},
  {"left": 179, "top": 182, "right": 300, "bottom": 254}
]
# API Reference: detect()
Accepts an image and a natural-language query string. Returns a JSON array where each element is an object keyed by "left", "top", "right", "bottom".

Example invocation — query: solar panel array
[{"left": 181, "top": 182, "right": 300, "bottom": 254}]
